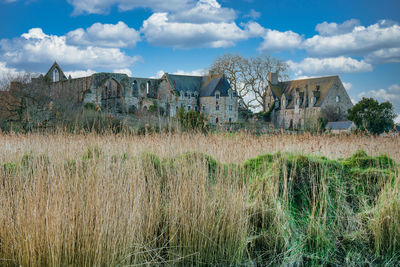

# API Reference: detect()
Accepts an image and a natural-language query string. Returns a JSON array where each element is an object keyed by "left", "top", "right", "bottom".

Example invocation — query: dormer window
[{"left": 215, "top": 92, "right": 220, "bottom": 99}]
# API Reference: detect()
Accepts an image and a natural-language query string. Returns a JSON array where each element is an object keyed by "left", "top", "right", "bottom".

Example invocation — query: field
[{"left": 0, "top": 132, "right": 399, "bottom": 266}]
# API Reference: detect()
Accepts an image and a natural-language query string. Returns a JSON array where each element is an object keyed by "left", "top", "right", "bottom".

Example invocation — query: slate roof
[
  {"left": 326, "top": 121, "right": 355, "bottom": 130},
  {"left": 271, "top": 75, "right": 338, "bottom": 109},
  {"left": 199, "top": 75, "right": 232, "bottom": 97},
  {"left": 164, "top": 73, "right": 205, "bottom": 94}
]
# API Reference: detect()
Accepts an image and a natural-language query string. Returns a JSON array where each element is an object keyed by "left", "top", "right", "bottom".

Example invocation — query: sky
[{"left": 0, "top": 0, "right": 399, "bottom": 122}]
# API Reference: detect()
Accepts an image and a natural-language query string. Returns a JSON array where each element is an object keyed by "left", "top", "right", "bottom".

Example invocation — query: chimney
[{"left": 268, "top": 72, "right": 278, "bottom": 85}]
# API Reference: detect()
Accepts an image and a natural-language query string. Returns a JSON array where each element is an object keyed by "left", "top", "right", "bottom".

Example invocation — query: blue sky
[{"left": 1, "top": 0, "right": 399, "bottom": 121}]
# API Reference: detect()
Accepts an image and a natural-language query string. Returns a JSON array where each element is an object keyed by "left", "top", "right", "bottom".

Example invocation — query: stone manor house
[
  {"left": 36, "top": 62, "right": 239, "bottom": 125},
  {"left": 264, "top": 73, "right": 353, "bottom": 129}
]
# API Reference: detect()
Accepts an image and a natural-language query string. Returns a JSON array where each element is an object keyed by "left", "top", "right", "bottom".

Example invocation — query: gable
[{"left": 44, "top": 62, "right": 67, "bottom": 82}]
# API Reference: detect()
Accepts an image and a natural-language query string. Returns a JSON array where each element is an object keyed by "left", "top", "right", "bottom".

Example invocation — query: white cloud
[
  {"left": 258, "top": 29, "right": 303, "bottom": 52},
  {"left": 173, "top": 69, "right": 206, "bottom": 76},
  {"left": 343, "top": 82, "right": 352, "bottom": 91},
  {"left": 63, "top": 69, "right": 96, "bottom": 78},
  {"left": 244, "top": 9, "right": 261, "bottom": 20},
  {"left": 288, "top": 56, "right": 373, "bottom": 76},
  {"left": 304, "top": 20, "right": 400, "bottom": 58},
  {"left": 315, "top": 19, "right": 360, "bottom": 36},
  {"left": 0, "top": 28, "right": 140, "bottom": 71},
  {"left": 0, "top": 61, "right": 26, "bottom": 82},
  {"left": 114, "top": 68, "right": 132, "bottom": 76},
  {"left": 141, "top": 13, "right": 262, "bottom": 48},
  {"left": 357, "top": 84, "right": 400, "bottom": 118},
  {"left": 67, "top": 21, "right": 140, "bottom": 48},
  {"left": 395, "top": 115, "right": 400, "bottom": 124},
  {"left": 67, "top": 0, "right": 191, "bottom": 15},
  {"left": 364, "top": 47, "right": 400, "bottom": 63},
  {"left": 169, "top": 0, "right": 236, "bottom": 23}
]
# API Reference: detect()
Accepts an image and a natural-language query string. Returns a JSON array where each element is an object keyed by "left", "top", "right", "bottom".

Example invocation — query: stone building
[
  {"left": 33, "top": 62, "right": 239, "bottom": 125},
  {"left": 265, "top": 73, "right": 353, "bottom": 129}
]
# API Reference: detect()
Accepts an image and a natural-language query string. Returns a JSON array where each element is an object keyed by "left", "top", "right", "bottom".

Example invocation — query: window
[
  {"left": 146, "top": 81, "right": 150, "bottom": 95},
  {"left": 132, "top": 81, "right": 137, "bottom": 96},
  {"left": 191, "top": 93, "right": 195, "bottom": 97},
  {"left": 336, "top": 96, "right": 340, "bottom": 103},
  {"left": 202, "top": 105, "right": 206, "bottom": 112},
  {"left": 316, "top": 85, "right": 320, "bottom": 91},
  {"left": 216, "top": 118, "right": 219, "bottom": 124},
  {"left": 53, "top": 68, "right": 59, "bottom": 82},
  {"left": 216, "top": 93, "right": 220, "bottom": 99},
  {"left": 187, "top": 105, "right": 191, "bottom": 110},
  {"left": 195, "top": 106, "right": 198, "bottom": 112},
  {"left": 216, "top": 101, "right": 219, "bottom": 111},
  {"left": 229, "top": 105, "right": 233, "bottom": 111},
  {"left": 229, "top": 118, "right": 232, "bottom": 123}
]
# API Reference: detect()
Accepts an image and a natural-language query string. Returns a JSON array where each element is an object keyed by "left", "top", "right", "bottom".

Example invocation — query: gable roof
[
  {"left": 164, "top": 73, "right": 205, "bottom": 93},
  {"left": 270, "top": 75, "right": 338, "bottom": 108},
  {"left": 44, "top": 61, "right": 67, "bottom": 81},
  {"left": 199, "top": 75, "right": 232, "bottom": 97},
  {"left": 326, "top": 121, "right": 355, "bottom": 130}
]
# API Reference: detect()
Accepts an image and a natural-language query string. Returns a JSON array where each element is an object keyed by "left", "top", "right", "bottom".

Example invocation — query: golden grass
[
  {"left": 0, "top": 132, "right": 399, "bottom": 164},
  {"left": 0, "top": 132, "right": 399, "bottom": 266}
]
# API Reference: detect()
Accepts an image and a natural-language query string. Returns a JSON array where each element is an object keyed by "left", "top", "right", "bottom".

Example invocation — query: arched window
[
  {"left": 53, "top": 68, "right": 59, "bottom": 82},
  {"left": 146, "top": 81, "right": 150, "bottom": 95},
  {"left": 216, "top": 101, "right": 219, "bottom": 111},
  {"left": 216, "top": 117, "right": 219, "bottom": 124},
  {"left": 132, "top": 81, "right": 137, "bottom": 96}
]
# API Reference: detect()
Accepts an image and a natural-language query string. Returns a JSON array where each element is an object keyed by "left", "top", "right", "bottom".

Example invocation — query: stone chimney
[{"left": 268, "top": 72, "right": 278, "bottom": 85}]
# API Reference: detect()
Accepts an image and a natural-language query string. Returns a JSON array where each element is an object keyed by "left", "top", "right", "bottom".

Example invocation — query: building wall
[
  {"left": 200, "top": 95, "right": 238, "bottom": 124},
  {"left": 320, "top": 78, "right": 353, "bottom": 115}
]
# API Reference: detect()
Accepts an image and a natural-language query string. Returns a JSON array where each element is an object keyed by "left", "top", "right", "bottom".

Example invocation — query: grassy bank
[{"left": 0, "top": 133, "right": 399, "bottom": 266}]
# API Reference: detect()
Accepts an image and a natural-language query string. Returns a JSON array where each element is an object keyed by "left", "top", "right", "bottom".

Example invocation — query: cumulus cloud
[
  {"left": 141, "top": 13, "right": 262, "bottom": 48},
  {"left": 304, "top": 20, "right": 400, "bottom": 58},
  {"left": 315, "top": 19, "right": 360, "bottom": 36},
  {"left": 173, "top": 69, "right": 206, "bottom": 76},
  {"left": 63, "top": 69, "right": 96, "bottom": 78},
  {"left": 357, "top": 84, "right": 400, "bottom": 119},
  {"left": 364, "top": 47, "right": 400, "bottom": 63},
  {"left": 114, "top": 68, "right": 133, "bottom": 76},
  {"left": 0, "top": 28, "right": 140, "bottom": 72},
  {"left": 258, "top": 29, "right": 303, "bottom": 52},
  {"left": 169, "top": 0, "right": 236, "bottom": 23},
  {"left": 67, "top": 21, "right": 140, "bottom": 48},
  {"left": 0, "top": 61, "right": 25, "bottom": 81},
  {"left": 244, "top": 9, "right": 261, "bottom": 20},
  {"left": 67, "top": 0, "right": 191, "bottom": 15},
  {"left": 287, "top": 56, "right": 373, "bottom": 76}
]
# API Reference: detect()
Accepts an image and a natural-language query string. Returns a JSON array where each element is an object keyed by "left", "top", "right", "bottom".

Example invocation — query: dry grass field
[{"left": 0, "top": 132, "right": 399, "bottom": 266}]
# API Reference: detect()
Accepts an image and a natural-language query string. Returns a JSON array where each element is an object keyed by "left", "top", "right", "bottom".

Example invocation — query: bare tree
[
  {"left": 210, "top": 53, "right": 252, "bottom": 109},
  {"left": 0, "top": 73, "right": 54, "bottom": 131},
  {"left": 210, "top": 53, "right": 288, "bottom": 111},
  {"left": 245, "top": 55, "right": 288, "bottom": 111}
]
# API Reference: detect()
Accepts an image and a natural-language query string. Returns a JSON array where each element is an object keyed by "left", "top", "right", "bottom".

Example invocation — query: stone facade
[
  {"left": 265, "top": 73, "right": 353, "bottom": 129},
  {"left": 34, "top": 62, "right": 239, "bottom": 125}
]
